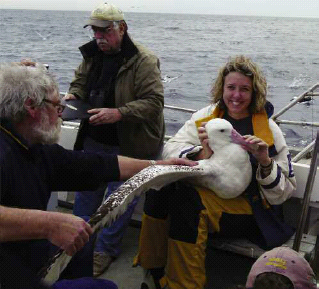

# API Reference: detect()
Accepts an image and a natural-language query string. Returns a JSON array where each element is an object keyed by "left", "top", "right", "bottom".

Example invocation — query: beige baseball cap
[{"left": 84, "top": 2, "right": 124, "bottom": 28}]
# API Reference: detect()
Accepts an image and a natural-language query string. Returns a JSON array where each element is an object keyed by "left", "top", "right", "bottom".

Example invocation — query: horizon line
[{"left": 1, "top": 7, "right": 318, "bottom": 20}]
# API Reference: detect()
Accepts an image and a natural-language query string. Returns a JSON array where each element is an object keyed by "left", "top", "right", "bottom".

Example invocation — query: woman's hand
[
  {"left": 196, "top": 122, "right": 214, "bottom": 160},
  {"left": 242, "top": 135, "right": 272, "bottom": 166}
]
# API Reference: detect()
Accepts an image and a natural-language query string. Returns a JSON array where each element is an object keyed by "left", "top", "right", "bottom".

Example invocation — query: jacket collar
[
  {"left": 79, "top": 32, "right": 138, "bottom": 62},
  {"left": 0, "top": 119, "right": 29, "bottom": 150},
  {"left": 195, "top": 106, "right": 274, "bottom": 147}
]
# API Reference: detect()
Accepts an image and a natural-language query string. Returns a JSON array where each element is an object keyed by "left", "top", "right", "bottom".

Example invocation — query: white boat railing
[
  {"left": 162, "top": 104, "right": 197, "bottom": 114},
  {"left": 270, "top": 83, "right": 319, "bottom": 162},
  {"left": 293, "top": 140, "right": 315, "bottom": 163},
  {"left": 272, "top": 82, "right": 319, "bottom": 124},
  {"left": 61, "top": 103, "right": 197, "bottom": 142}
]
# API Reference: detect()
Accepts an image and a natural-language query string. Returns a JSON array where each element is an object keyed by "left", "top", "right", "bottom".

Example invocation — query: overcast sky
[{"left": 1, "top": 0, "right": 319, "bottom": 18}]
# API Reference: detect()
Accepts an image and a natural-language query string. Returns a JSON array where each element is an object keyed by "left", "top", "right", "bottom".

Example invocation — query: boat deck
[
  {"left": 94, "top": 224, "right": 254, "bottom": 289},
  {"left": 58, "top": 206, "right": 255, "bottom": 289}
]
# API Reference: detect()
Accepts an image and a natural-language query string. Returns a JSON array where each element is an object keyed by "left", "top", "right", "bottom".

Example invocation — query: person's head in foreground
[
  {"left": 246, "top": 246, "right": 317, "bottom": 289},
  {"left": 0, "top": 62, "right": 63, "bottom": 145},
  {"left": 211, "top": 55, "right": 268, "bottom": 119}
]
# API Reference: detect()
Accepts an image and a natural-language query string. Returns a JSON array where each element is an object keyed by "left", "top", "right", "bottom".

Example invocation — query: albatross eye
[{"left": 220, "top": 129, "right": 225, "bottom": 132}]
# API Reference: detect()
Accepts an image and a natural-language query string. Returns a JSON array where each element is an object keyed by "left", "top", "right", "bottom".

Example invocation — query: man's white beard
[
  {"left": 97, "top": 39, "right": 120, "bottom": 53},
  {"left": 32, "top": 112, "right": 62, "bottom": 144}
]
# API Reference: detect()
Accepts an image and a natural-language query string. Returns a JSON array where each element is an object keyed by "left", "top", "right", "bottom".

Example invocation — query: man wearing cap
[
  {"left": 63, "top": 2, "right": 165, "bottom": 276},
  {"left": 246, "top": 246, "right": 317, "bottom": 288}
]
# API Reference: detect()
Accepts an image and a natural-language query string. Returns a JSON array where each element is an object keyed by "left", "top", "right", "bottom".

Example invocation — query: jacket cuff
[
  {"left": 117, "top": 107, "right": 129, "bottom": 118},
  {"left": 179, "top": 146, "right": 202, "bottom": 159},
  {"left": 257, "top": 161, "right": 282, "bottom": 190}
]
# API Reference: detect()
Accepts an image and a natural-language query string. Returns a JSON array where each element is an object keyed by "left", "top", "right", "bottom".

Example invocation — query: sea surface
[{"left": 1, "top": 9, "right": 319, "bottom": 147}]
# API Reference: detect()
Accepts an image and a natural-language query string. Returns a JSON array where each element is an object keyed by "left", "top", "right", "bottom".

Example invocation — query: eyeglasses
[
  {"left": 90, "top": 22, "right": 120, "bottom": 38},
  {"left": 92, "top": 26, "right": 114, "bottom": 36},
  {"left": 42, "top": 98, "right": 65, "bottom": 113}
]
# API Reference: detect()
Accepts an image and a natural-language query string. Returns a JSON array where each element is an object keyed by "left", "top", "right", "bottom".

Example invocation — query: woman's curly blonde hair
[{"left": 211, "top": 55, "right": 267, "bottom": 113}]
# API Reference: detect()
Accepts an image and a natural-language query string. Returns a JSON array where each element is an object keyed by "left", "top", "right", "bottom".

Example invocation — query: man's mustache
[{"left": 97, "top": 39, "right": 108, "bottom": 45}]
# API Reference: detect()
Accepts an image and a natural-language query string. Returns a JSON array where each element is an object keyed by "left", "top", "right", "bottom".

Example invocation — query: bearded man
[{"left": 0, "top": 63, "right": 194, "bottom": 288}]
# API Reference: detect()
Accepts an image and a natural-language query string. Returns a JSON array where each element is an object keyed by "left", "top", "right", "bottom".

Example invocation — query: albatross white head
[{"left": 205, "top": 118, "right": 235, "bottom": 150}]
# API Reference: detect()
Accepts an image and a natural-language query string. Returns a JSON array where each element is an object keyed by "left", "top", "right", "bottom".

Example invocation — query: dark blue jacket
[{"left": 0, "top": 119, "right": 120, "bottom": 273}]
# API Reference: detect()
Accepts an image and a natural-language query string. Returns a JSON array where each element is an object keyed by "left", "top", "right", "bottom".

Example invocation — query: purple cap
[{"left": 246, "top": 247, "right": 317, "bottom": 289}]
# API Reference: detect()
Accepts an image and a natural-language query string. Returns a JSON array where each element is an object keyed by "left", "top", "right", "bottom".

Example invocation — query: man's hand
[
  {"left": 62, "top": 93, "right": 77, "bottom": 101},
  {"left": 118, "top": 156, "right": 198, "bottom": 180},
  {"left": 46, "top": 212, "right": 93, "bottom": 256},
  {"left": 88, "top": 108, "right": 122, "bottom": 125}
]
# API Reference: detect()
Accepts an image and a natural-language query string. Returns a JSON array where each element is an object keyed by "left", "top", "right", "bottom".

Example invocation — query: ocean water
[{"left": 1, "top": 9, "right": 319, "bottom": 147}]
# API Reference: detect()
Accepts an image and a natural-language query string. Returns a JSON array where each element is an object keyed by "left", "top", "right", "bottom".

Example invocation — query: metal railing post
[
  {"left": 271, "top": 83, "right": 319, "bottom": 121},
  {"left": 293, "top": 131, "right": 319, "bottom": 251}
]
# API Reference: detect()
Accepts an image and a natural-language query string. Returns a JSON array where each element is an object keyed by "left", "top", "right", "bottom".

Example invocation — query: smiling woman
[
  {"left": 212, "top": 54, "right": 267, "bottom": 117},
  {"left": 135, "top": 55, "right": 296, "bottom": 289}
]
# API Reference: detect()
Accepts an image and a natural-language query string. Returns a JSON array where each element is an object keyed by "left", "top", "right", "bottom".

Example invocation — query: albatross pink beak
[
  {"left": 231, "top": 129, "right": 256, "bottom": 151},
  {"left": 231, "top": 129, "right": 246, "bottom": 145}
]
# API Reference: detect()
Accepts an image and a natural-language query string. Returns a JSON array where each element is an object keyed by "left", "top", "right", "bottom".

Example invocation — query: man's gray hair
[{"left": 0, "top": 63, "right": 59, "bottom": 122}]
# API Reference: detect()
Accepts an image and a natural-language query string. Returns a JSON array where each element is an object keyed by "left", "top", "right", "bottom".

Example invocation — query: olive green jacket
[{"left": 68, "top": 35, "right": 165, "bottom": 159}]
